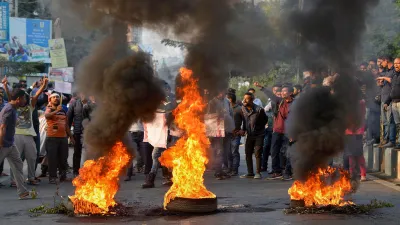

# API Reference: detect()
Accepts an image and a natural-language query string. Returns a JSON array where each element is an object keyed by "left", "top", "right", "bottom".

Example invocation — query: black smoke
[{"left": 285, "top": 0, "right": 379, "bottom": 181}]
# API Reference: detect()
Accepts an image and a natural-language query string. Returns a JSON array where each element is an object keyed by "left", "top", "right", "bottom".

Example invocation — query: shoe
[
  {"left": 124, "top": 176, "right": 132, "bottom": 181},
  {"left": 360, "top": 176, "right": 369, "bottom": 182},
  {"left": 366, "top": 139, "right": 376, "bottom": 146},
  {"left": 282, "top": 174, "right": 293, "bottom": 181},
  {"left": 382, "top": 142, "right": 394, "bottom": 148},
  {"left": 137, "top": 166, "right": 144, "bottom": 173},
  {"left": 266, "top": 173, "right": 283, "bottom": 180},
  {"left": 240, "top": 174, "right": 255, "bottom": 178},
  {"left": 215, "top": 172, "right": 231, "bottom": 180},
  {"left": 142, "top": 173, "right": 156, "bottom": 189},
  {"left": 27, "top": 179, "right": 40, "bottom": 185},
  {"left": 10, "top": 181, "right": 16, "bottom": 187},
  {"left": 268, "top": 171, "right": 274, "bottom": 175},
  {"left": 49, "top": 178, "right": 57, "bottom": 184},
  {"left": 379, "top": 140, "right": 388, "bottom": 147},
  {"left": 162, "top": 179, "right": 173, "bottom": 186},
  {"left": 254, "top": 173, "right": 262, "bottom": 179},
  {"left": 19, "top": 190, "right": 38, "bottom": 200},
  {"left": 230, "top": 170, "right": 239, "bottom": 176}
]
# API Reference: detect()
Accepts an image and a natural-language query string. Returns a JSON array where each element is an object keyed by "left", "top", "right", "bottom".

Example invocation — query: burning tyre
[{"left": 166, "top": 197, "right": 218, "bottom": 213}]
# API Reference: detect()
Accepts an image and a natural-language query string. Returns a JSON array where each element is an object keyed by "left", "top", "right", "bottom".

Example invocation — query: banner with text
[
  {"left": 49, "top": 67, "right": 74, "bottom": 83},
  {"left": 49, "top": 38, "right": 68, "bottom": 68}
]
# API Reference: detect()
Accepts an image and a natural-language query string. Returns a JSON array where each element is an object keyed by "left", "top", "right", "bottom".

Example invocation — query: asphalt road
[{"left": 0, "top": 146, "right": 399, "bottom": 225}]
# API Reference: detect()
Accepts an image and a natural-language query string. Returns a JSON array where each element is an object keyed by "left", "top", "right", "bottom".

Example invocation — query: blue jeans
[
  {"left": 150, "top": 147, "right": 166, "bottom": 174},
  {"left": 228, "top": 136, "right": 240, "bottom": 171},
  {"left": 210, "top": 137, "right": 224, "bottom": 174},
  {"left": 271, "top": 132, "right": 288, "bottom": 174},
  {"left": 390, "top": 115, "right": 396, "bottom": 144},
  {"left": 262, "top": 128, "right": 272, "bottom": 170},
  {"left": 381, "top": 103, "right": 392, "bottom": 142}
]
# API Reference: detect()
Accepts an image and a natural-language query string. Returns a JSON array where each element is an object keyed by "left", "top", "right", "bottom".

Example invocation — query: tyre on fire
[{"left": 166, "top": 197, "right": 218, "bottom": 213}]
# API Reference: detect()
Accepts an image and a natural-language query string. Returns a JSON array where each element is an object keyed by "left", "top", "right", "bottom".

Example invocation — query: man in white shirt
[{"left": 248, "top": 88, "right": 263, "bottom": 107}]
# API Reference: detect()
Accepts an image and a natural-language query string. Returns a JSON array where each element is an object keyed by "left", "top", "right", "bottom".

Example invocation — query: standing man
[
  {"left": 206, "top": 90, "right": 234, "bottom": 180},
  {"left": 255, "top": 82, "right": 294, "bottom": 179},
  {"left": 226, "top": 92, "right": 242, "bottom": 176},
  {"left": 248, "top": 88, "right": 263, "bottom": 107},
  {"left": 125, "top": 121, "right": 144, "bottom": 181},
  {"left": 67, "top": 93, "right": 86, "bottom": 177},
  {"left": 45, "top": 93, "right": 74, "bottom": 184},
  {"left": 3, "top": 76, "right": 48, "bottom": 185},
  {"left": 377, "top": 56, "right": 395, "bottom": 147},
  {"left": 384, "top": 58, "right": 400, "bottom": 148},
  {"left": 0, "top": 88, "right": 36, "bottom": 199},
  {"left": 238, "top": 92, "right": 268, "bottom": 179}
]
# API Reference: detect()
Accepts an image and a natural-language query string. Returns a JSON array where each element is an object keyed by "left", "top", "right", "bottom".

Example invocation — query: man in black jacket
[
  {"left": 384, "top": 57, "right": 400, "bottom": 148},
  {"left": 238, "top": 92, "right": 268, "bottom": 179},
  {"left": 67, "top": 94, "right": 86, "bottom": 176}
]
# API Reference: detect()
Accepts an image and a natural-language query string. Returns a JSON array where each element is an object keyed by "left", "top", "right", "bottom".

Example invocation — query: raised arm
[
  {"left": 31, "top": 77, "right": 49, "bottom": 107},
  {"left": 254, "top": 82, "right": 281, "bottom": 103}
]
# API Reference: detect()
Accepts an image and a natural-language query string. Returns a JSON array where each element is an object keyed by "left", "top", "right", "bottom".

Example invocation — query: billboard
[{"left": 0, "top": 17, "right": 52, "bottom": 63}]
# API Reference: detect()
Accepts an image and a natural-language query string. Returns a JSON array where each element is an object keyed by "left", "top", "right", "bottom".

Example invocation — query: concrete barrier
[
  {"left": 363, "top": 144, "right": 374, "bottom": 170},
  {"left": 373, "top": 144, "right": 382, "bottom": 172},
  {"left": 384, "top": 148, "right": 398, "bottom": 177}
]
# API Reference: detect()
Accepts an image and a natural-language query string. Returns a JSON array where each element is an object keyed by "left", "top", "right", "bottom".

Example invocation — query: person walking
[
  {"left": 124, "top": 121, "right": 144, "bottom": 181},
  {"left": 0, "top": 88, "right": 36, "bottom": 199},
  {"left": 3, "top": 76, "right": 48, "bottom": 185},
  {"left": 238, "top": 92, "right": 268, "bottom": 179},
  {"left": 45, "top": 93, "right": 75, "bottom": 184}
]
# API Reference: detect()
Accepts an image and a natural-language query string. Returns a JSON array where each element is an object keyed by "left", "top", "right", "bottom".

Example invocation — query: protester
[
  {"left": 125, "top": 121, "right": 144, "bottom": 181},
  {"left": 45, "top": 93, "right": 75, "bottom": 184},
  {"left": 237, "top": 92, "right": 268, "bottom": 179},
  {"left": 377, "top": 56, "right": 395, "bottom": 147},
  {"left": 67, "top": 93, "right": 86, "bottom": 177},
  {"left": 262, "top": 97, "right": 274, "bottom": 173},
  {"left": 3, "top": 76, "right": 48, "bottom": 186},
  {"left": 142, "top": 81, "right": 177, "bottom": 188},
  {"left": 226, "top": 92, "right": 241, "bottom": 176},
  {"left": 248, "top": 88, "right": 263, "bottom": 107},
  {"left": 0, "top": 90, "right": 6, "bottom": 178},
  {"left": 384, "top": 57, "right": 400, "bottom": 148},
  {"left": 206, "top": 90, "right": 234, "bottom": 180},
  {"left": 0, "top": 88, "right": 36, "bottom": 199},
  {"left": 255, "top": 82, "right": 294, "bottom": 180}
]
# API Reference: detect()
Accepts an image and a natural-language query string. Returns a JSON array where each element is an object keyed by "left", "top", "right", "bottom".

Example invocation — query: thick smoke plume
[
  {"left": 77, "top": 37, "right": 165, "bottom": 158},
  {"left": 63, "top": 0, "right": 278, "bottom": 157},
  {"left": 286, "top": 0, "right": 379, "bottom": 181}
]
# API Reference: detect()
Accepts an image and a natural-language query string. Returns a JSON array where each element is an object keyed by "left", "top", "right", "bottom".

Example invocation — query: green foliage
[
  {"left": 29, "top": 202, "right": 73, "bottom": 217},
  {"left": 0, "top": 57, "right": 43, "bottom": 78}
]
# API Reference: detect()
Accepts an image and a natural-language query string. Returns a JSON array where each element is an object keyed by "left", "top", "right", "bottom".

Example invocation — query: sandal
[
  {"left": 19, "top": 190, "right": 38, "bottom": 200},
  {"left": 27, "top": 179, "right": 39, "bottom": 185}
]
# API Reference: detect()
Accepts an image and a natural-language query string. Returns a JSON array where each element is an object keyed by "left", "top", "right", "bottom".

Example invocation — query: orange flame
[
  {"left": 69, "top": 142, "right": 131, "bottom": 214},
  {"left": 288, "top": 167, "right": 353, "bottom": 207},
  {"left": 159, "top": 67, "right": 216, "bottom": 209}
]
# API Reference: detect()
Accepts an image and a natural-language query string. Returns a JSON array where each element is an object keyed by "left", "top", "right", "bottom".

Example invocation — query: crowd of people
[
  {"left": 0, "top": 55, "right": 395, "bottom": 198},
  {"left": 0, "top": 77, "right": 96, "bottom": 199}
]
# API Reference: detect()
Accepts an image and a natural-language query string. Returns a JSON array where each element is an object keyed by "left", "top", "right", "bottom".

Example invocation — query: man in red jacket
[{"left": 254, "top": 82, "right": 294, "bottom": 179}]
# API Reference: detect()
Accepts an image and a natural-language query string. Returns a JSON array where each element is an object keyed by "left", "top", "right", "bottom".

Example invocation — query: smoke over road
[{"left": 285, "top": 0, "right": 379, "bottom": 181}]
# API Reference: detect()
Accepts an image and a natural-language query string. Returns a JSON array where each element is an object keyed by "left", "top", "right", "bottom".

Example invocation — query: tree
[{"left": 0, "top": 57, "right": 43, "bottom": 77}]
